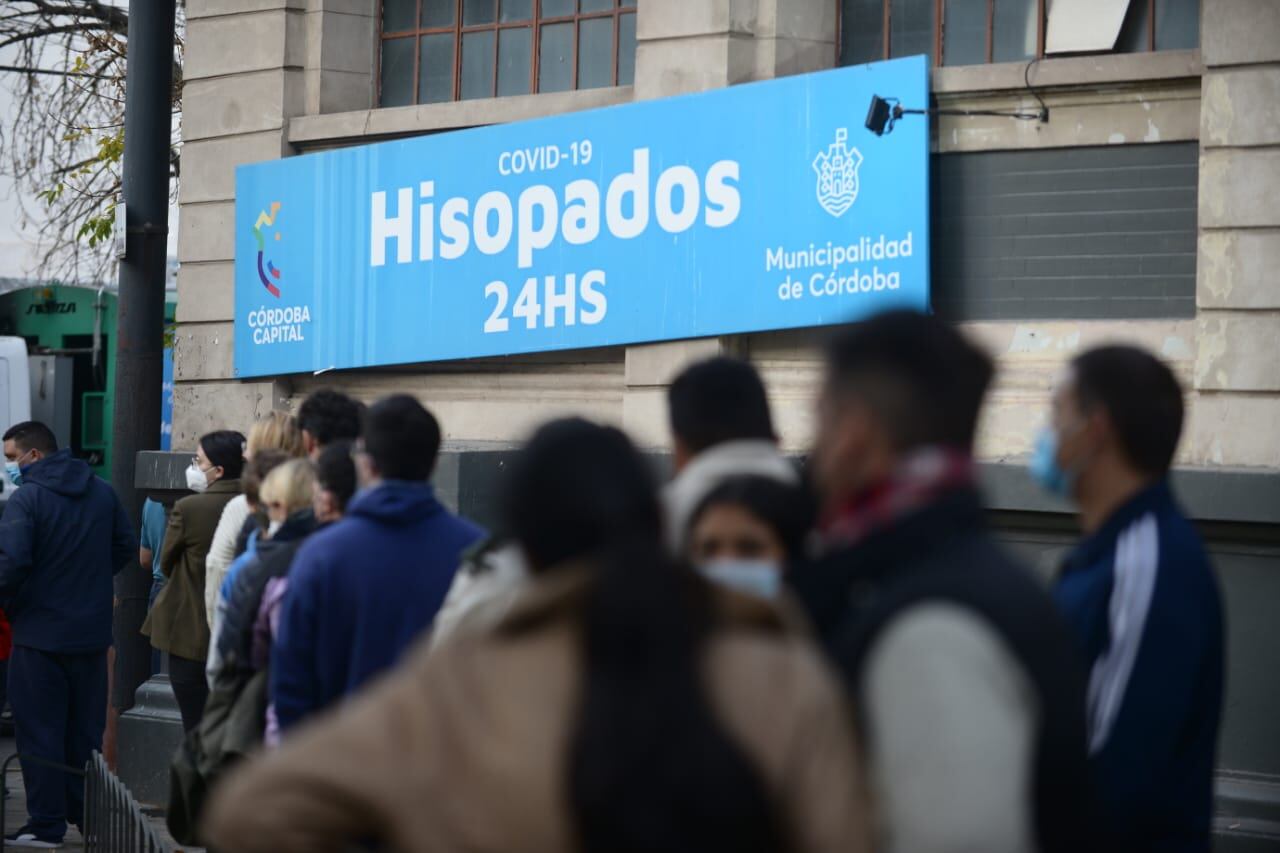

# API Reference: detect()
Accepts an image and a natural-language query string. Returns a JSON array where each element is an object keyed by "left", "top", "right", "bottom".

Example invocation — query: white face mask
[
  {"left": 698, "top": 560, "right": 783, "bottom": 599},
  {"left": 266, "top": 519, "right": 284, "bottom": 538},
  {"left": 185, "top": 463, "right": 210, "bottom": 494}
]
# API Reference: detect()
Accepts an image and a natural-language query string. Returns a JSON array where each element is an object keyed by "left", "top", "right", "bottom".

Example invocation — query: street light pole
[{"left": 110, "top": 0, "right": 177, "bottom": 721}]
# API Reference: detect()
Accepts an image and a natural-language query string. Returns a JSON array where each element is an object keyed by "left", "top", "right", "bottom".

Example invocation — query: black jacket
[
  {"left": 789, "top": 487, "right": 1095, "bottom": 853},
  {"left": 0, "top": 449, "right": 134, "bottom": 653},
  {"left": 217, "top": 510, "right": 317, "bottom": 676}
]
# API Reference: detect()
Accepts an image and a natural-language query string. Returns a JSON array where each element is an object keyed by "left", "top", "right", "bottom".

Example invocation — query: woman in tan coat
[
  {"left": 143, "top": 429, "right": 244, "bottom": 732},
  {"left": 202, "top": 419, "right": 870, "bottom": 853}
]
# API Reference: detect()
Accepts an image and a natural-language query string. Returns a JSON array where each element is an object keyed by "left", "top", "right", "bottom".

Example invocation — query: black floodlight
[
  {"left": 864, "top": 95, "right": 924, "bottom": 137},
  {"left": 865, "top": 62, "right": 1050, "bottom": 137},
  {"left": 866, "top": 95, "right": 893, "bottom": 136}
]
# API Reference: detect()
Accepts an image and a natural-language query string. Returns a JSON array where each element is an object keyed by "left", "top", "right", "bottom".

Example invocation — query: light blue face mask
[
  {"left": 699, "top": 560, "right": 783, "bottom": 600},
  {"left": 1029, "top": 426, "right": 1074, "bottom": 498},
  {"left": 4, "top": 461, "right": 21, "bottom": 488}
]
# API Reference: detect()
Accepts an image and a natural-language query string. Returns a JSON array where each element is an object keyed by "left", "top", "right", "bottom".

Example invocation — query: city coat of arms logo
[{"left": 812, "top": 129, "right": 863, "bottom": 218}]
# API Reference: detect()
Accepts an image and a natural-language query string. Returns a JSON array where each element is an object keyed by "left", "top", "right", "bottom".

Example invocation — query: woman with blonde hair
[
  {"left": 205, "top": 411, "right": 305, "bottom": 629},
  {"left": 212, "top": 459, "right": 315, "bottom": 683},
  {"left": 170, "top": 459, "right": 319, "bottom": 844}
]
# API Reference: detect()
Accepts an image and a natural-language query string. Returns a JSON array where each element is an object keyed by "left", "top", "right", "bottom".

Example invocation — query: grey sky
[{"left": 0, "top": 36, "right": 180, "bottom": 285}]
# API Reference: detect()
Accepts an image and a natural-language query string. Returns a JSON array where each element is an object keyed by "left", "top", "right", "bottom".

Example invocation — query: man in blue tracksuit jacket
[
  {"left": 271, "top": 396, "right": 483, "bottom": 734},
  {"left": 0, "top": 422, "right": 135, "bottom": 847},
  {"left": 1031, "top": 346, "right": 1223, "bottom": 852}
]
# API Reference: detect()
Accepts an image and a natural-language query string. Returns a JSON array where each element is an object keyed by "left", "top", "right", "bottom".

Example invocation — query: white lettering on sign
[
  {"left": 370, "top": 147, "right": 742, "bottom": 271},
  {"left": 765, "top": 232, "right": 913, "bottom": 303},
  {"left": 483, "top": 271, "right": 607, "bottom": 333},
  {"left": 765, "top": 232, "right": 915, "bottom": 272},
  {"left": 248, "top": 304, "right": 312, "bottom": 346}
]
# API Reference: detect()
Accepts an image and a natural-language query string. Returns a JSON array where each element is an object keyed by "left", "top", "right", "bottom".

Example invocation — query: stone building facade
[
  {"left": 176, "top": 0, "right": 1280, "bottom": 471},
  {"left": 172, "top": 0, "right": 1279, "bottom": 845}
]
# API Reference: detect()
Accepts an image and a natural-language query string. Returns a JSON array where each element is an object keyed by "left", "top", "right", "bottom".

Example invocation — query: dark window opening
[
  {"left": 839, "top": 0, "right": 1199, "bottom": 68},
  {"left": 379, "top": 0, "right": 638, "bottom": 107}
]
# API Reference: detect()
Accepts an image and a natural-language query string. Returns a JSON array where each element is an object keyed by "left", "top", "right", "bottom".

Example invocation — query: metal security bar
[
  {"left": 1, "top": 752, "right": 85, "bottom": 844},
  {"left": 82, "top": 751, "right": 168, "bottom": 853}
]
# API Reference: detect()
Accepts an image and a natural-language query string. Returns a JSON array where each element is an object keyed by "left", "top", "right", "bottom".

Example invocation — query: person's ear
[
  {"left": 1083, "top": 406, "right": 1116, "bottom": 457},
  {"left": 673, "top": 438, "right": 694, "bottom": 473},
  {"left": 355, "top": 451, "right": 377, "bottom": 485}
]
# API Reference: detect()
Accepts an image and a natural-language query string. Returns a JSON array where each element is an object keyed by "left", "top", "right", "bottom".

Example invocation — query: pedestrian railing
[
  {"left": 0, "top": 751, "right": 86, "bottom": 844},
  {"left": 83, "top": 751, "right": 168, "bottom": 852}
]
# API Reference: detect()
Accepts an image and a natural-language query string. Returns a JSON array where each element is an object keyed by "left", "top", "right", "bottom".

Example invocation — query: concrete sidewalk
[
  {"left": 0, "top": 737, "right": 194, "bottom": 852},
  {"left": 0, "top": 737, "right": 84, "bottom": 850}
]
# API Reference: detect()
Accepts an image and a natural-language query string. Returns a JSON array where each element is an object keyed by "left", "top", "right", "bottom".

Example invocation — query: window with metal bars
[
  {"left": 839, "top": 0, "right": 1198, "bottom": 68},
  {"left": 379, "top": 0, "right": 638, "bottom": 107}
]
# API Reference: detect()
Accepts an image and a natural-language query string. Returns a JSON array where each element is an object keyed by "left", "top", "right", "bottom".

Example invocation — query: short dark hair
[
  {"left": 199, "top": 430, "right": 247, "bottom": 480},
  {"left": 502, "top": 418, "right": 660, "bottom": 572},
  {"left": 1071, "top": 345, "right": 1184, "bottom": 476},
  {"left": 243, "top": 448, "right": 290, "bottom": 506},
  {"left": 3, "top": 421, "right": 57, "bottom": 455},
  {"left": 825, "top": 310, "right": 994, "bottom": 452},
  {"left": 315, "top": 440, "right": 358, "bottom": 513},
  {"left": 689, "top": 475, "right": 815, "bottom": 561},
  {"left": 297, "top": 390, "right": 364, "bottom": 448},
  {"left": 362, "top": 395, "right": 441, "bottom": 482},
  {"left": 668, "top": 357, "right": 775, "bottom": 454}
]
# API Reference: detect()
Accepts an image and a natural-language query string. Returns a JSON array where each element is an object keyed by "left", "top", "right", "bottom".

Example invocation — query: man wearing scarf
[{"left": 790, "top": 310, "right": 1096, "bottom": 853}]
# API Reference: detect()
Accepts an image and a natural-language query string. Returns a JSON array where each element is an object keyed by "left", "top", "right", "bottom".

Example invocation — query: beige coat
[{"left": 203, "top": 566, "right": 871, "bottom": 853}]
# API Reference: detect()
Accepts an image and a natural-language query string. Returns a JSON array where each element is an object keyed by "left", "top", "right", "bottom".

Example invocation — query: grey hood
[{"left": 663, "top": 440, "right": 800, "bottom": 552}]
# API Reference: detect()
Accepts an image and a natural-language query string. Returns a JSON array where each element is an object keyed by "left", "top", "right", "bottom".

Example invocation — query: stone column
[
  {"left": 303, "top": 0, "right": 376, "bottom": 115},
  {"left": 174, "top": 0, "right": 315, "bottom": 446},
  {"left": 622, "top": 0, "right": 837, "bottom": 448},
  {"left": 1191, "top": 0, "right": 1280, "bottom": 467}
]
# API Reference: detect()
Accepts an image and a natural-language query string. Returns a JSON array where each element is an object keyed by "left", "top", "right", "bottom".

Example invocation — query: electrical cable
[
  {"left": 1024, "top": 57, "right": 1050, "bottom": 123},
  {"left": 872, "top": 59, "right": 1049, "bottom": 135}
]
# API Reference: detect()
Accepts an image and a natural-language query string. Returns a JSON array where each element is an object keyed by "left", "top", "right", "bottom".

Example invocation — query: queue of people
[{"left": 0, "top": 307, "right": 1224, "bottom": 852}]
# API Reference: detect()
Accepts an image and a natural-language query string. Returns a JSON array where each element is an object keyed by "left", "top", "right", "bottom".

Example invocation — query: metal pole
[{"left": 110, "top": 0, "right": 177, "bottom": 717}]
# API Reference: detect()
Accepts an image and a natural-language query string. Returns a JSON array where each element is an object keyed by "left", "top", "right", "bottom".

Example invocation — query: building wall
[
  {"left": 173, "top": 1, "right": 1280, "bottom": 844},
  {"left": 175, "top": 0, "right": 1276, "bottom": 475}
]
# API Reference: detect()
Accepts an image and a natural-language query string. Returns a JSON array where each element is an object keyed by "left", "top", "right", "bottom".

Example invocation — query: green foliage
[
  {"left": 77, "top": 203, "right": 115, "bottom": 248},
  {"left": 7, "top": 2, "right": 182, "bottom": 282},
  {"left": 49, "top": 126, "right": 127, "bottom": 248}
]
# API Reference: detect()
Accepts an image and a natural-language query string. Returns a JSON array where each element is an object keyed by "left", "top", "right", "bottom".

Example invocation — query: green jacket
[
  {"left": 168, "top": 667, "right": 268, "bottom": 845},
  {"left": 143, "top": 478, "right": 240, "bottom": 661}
]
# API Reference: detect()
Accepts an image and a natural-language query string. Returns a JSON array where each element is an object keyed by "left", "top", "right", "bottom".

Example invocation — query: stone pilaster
[
  {"left": 174, "top": 0, "right": 310, "bottom": 446},
  {"left": 1190, "top": 0, "right": 1280, "bottom": 466}
]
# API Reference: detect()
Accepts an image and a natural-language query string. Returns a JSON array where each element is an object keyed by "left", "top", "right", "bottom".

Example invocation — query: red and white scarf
[{"left": 820, "top": 447, "right": 976, "bottom": 552}]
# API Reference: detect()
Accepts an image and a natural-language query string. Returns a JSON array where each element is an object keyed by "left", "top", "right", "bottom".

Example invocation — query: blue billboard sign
[
  {"left": 160, "top": 344, "right": 174, "bottom": 450},
  {"left": 234, "top": 56, "right": 930, "bottom": 377}
]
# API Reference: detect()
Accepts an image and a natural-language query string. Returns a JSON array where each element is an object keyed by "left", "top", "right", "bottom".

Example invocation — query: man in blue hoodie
[
  {"left": 1032, "top": 346, "right": 1223, "bottom": 851},
  {"left": 271, "top": 395, "right": 483, "bottom": 734},
  {"left": 0, "top": 421, "right": 135, "bottom": 848}
]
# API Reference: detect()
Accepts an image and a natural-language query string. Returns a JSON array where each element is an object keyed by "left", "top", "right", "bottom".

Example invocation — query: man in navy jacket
[
  {"left": 271, "top": 396, "right": 483, "bottom": 734},
  {"left": 0, "top": 421, "right": 135, "bottom": 847},
  {"left": 1032, "top": 346, "right": 1223, "bottom": 851}
]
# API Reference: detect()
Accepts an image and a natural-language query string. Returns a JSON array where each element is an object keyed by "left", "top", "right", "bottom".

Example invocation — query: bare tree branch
[
  {"left": 0, "top": 0, "right": 184, "bottom": 283},
  {"left": 0, "top": 62, "right": 111, "bottom": 78}
]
